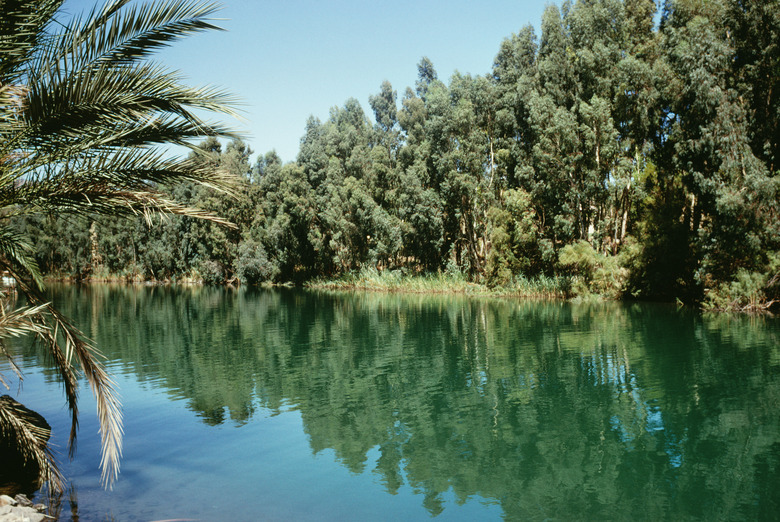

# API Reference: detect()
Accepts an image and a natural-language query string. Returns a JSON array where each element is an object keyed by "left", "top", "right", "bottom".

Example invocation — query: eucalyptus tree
[
  {"left": 396, "top": 81, "right": 447, "bottom": 271},
  {"left": 312, "top": 99, "right": 374, "bottom": 272},
  {"left": 415, "top": 56, "right": 438, "bottom": 99},
  {"left": 567, "top": 0, "right": 633, "bottom": 250},
  {"left": 367, "top": 80, "right": 401, "bottom": 207},
  {"left": 659, "top": 0, "right": 779, "bottom": 295},
  {"left": 524, "top": 4, "right": 584, "bottom": 247},
  {"left": 297, "top": 116, "right": 329, "bottom": 189},
  {"left": 441, "top": 72, "right": 502, "bottom": 278},
  {"left": 252, "top": 150, "right": 282, "bottom": 184},
  {"left": 725, "top": 0, "right": 780, "bottom": 173},
  {"left": 368, "top": 80, "right": 400, "bottom": 164},
  {"left": 257, "top": 162, "right": 319, "bottom": 281},
  {"left": 185, "top": 138, "right": 255, "bottom": 284},
  {"left": 609, "top": 0, "right": 659, "bottom": 251},
  {"left": 0, "top": 0, "right": 238, "bottom": 491},
  {"left": 491, "top": 24, "right": 538, "bottom": 189}
]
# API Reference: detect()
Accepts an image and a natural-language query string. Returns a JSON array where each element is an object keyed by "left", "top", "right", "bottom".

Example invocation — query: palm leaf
[
  {"left": 0, "top": 300, "right": 64, "bottom": 492},
  {"left": 0, "top": 0, "right": 63, "bottom": 81},
  {"left": 0, "top": 0, "right": 240, "bottom": 492},
  {"left": 0, "top": 302, "right": 50, "bottom": 390},
  {"left": 5, "top": 272, "right": 124, "bottom": 488},
  {"left": 0, "top": 226, "right": 44, "bottom": 289},
  {"left": 0, "top": 394, "right": 64, "bottom": 493},
  {"left": 58, "top": 0, "right": 223, "bottom": 67}
]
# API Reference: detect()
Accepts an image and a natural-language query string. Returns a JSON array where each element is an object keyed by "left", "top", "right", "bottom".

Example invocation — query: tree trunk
[
  {"left": 89, "top": 221, "right": 102, "bottom": 275},
  {"left": 620, "top": 181, "right": 631, "bottom": 244}
]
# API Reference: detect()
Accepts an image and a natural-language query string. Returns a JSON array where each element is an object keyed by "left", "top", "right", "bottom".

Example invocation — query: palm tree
[{"left": 0, "top": 0, "right": 239, "bottom": 491}]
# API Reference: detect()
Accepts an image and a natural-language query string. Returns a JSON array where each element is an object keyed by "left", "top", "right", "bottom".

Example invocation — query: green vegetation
[
  {"left": 11, "top": 0, "right": 780, "bottom": 314},
  {"left": 310, "top": 267, "right": 570, "bottom": 299},
  {"left": 0, "top": 0, "right": 236, "bottom": 491}
]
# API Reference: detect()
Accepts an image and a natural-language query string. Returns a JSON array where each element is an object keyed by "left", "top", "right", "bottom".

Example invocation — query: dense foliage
[{"left": 18, "top": 0, "right": 779, "bottom": 311}]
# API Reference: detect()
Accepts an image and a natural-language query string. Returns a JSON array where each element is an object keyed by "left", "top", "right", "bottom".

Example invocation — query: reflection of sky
[
  {"left": 587, "top": 351, "right": 686, "bottom": 471},
  {"left": 3, "top": 361, "right": 502, "bottom": 520}
]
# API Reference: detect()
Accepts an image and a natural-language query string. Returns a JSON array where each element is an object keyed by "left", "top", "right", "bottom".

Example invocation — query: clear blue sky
[{"left": 62, "top": 0, "right": 549, "bottom": 164}]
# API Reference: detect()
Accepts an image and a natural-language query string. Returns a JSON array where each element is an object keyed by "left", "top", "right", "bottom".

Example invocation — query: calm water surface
[{"left": 3, "top": 285, "right": 779, "bottom": 520}]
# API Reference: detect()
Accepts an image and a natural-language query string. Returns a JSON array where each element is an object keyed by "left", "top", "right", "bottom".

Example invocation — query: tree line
[{"left": 16, "top": 0, "right": 779, "bottom": 310}]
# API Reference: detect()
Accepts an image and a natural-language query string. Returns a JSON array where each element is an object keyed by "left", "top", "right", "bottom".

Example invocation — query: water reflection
[{"left": 30, "top": 285, "right": 780, "bottom": 519}]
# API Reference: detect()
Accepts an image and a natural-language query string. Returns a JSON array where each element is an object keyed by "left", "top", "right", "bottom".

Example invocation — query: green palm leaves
[{"left": 0, "top": 0, "right": 238, "bottom": 490}]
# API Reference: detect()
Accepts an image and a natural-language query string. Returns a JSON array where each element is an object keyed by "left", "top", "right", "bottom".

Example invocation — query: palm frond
[
  {"left": 0, "top": 0, "right": 63, "bottom": 81},
  {"left": 0, "top": 302, "right": 50, "bottom": 391},
  {"left": 23, "top": 61, "right": 240, "bottom": 153},
  {"left": 4, "top": 158, "right": 239, "bottom": 230},
  {"left": 0, "top": 302, "right": 50, "bottom": 342},
  {"left": 60, "top": 0, "right": 224, "bottom": 67},
  {"left": 6, "top": 274, "right": 123, "bottom": 489},
  {"left": 3, "top": 0, "right": 242, "bottom": 228},
  {"left": 0, "top": 394, "right": 63, "bottom": 492},
  {"left": 0, "top": 225, "right": 44, "bottom": 290},
  {"left": 0, "top": 0, "right": 238, "bottom": 492}
]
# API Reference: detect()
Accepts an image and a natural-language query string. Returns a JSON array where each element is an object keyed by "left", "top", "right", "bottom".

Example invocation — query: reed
[{"left": 308, "top": 268, "right": 573, "bottom": 299}]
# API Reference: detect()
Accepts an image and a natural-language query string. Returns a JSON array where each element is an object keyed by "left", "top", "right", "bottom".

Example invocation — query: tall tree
[
  {"left": 415, "top": 56, "right": 438, "bottom": 99},
  {"left": 725, "top": 0, "right": 780, "bottom": 172},
  {"left": 660, "top": 0, "right": 779, "bottom": 287},
  {"left": 491, "top": 24, "right": 538, "bottom": 189}
]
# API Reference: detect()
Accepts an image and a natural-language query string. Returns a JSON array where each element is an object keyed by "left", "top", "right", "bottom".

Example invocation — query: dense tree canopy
[{"left": 18, "top": 0, "right": 779, "bottom": 312}]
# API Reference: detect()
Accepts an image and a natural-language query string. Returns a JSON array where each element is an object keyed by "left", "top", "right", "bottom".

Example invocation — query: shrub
[
  {"left": 558, "top": 240, "right": 598, "bottom": 283},
  {"left": 558, "top": 240, "right": 629, "bottom": 299},
  {"left": 198, "top": 260, "right": 225, "bottom": 285},
  {"left": 703, "top": 251, "right": 780, "bottom": 312},
  {"left": 234, "top": 240, "right": 277, "bottom": 285}
]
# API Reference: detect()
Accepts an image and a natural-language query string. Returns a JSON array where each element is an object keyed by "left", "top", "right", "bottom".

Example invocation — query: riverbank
[
  {"left": 42, "top": 269, "right": 571, "bottom": 299},
  {"left": 0, "top": 494, "right": 48, "bottom": 522},
  {"left": 307, "top": 268, "right": 573, "bottom": 300},
  {"left": 34, "top": 269, "right": 778, "bottom": 315}
]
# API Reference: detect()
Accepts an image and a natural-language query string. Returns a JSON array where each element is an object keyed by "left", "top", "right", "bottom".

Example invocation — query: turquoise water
[{"left": 3, "top": 285, "right": 779, "bottom": 520}]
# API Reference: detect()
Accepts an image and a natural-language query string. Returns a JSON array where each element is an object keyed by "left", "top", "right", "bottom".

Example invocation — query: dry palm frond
[
  {"left": 0, "top": 302, "right": 50, "bottom": 390},
  {"left": 0, "top": 394, "right": 64, "bottom": 493},
  {"left": 2, "top": 267, "right": 124, "bottom": 489},
  {"left": 0, "top": 303, "right": 50, "bottom": 341}
]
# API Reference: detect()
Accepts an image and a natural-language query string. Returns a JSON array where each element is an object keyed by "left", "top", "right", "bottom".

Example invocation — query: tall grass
[
  {"left": 308, "top": 268, "right": 572, "bottom": 299},
  {"left": 502, "top": 274, "right": 572, "bottom": 299}
]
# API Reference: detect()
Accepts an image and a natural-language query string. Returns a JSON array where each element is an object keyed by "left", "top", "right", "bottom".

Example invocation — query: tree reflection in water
[{"left": 29, "top": 285, "right": 780, "bottom": 519}]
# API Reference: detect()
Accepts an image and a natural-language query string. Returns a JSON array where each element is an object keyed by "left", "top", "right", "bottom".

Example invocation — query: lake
[{"left": 2, "top": 285, "right": 779, "bottom": 520}]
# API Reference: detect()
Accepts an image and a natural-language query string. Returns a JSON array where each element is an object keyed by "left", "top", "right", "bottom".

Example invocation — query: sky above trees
[{"left": 62, "top": 0, "right": 550, "bottom": 162}]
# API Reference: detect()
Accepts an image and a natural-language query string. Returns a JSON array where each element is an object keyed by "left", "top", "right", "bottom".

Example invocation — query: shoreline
[
  {"left": 31, "top": 273, "right": 778, "bottom": 315},
  {"left": 0, "top": 494, "right": 49, "bottom": 522}
]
